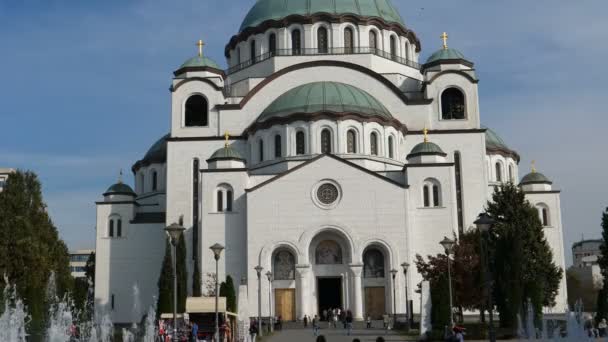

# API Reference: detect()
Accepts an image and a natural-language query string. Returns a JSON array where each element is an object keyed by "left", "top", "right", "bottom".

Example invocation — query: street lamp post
[
  {"left": 439, "top": 236, "right": 456, "bottom": 328},
  {"left": 400, "top": 262, "right": 410, "bottom": 330},
  {"left": 266, "top": 271, "right": 273, "bottom": 332},
  {"left": 255, "top": 265, "right": 264, "bottom": 336},
  {"left": 390, "top": 269, "right": 398, "bottom": 327},
  {"left": 475, "top": 212, "right": 497, "bottom": 342},
  {"left": 165, "top": 222, "right": 185, "bottom": 342},
  {"left": 209, "top": 243, "right": 224, "bottom": 342}
]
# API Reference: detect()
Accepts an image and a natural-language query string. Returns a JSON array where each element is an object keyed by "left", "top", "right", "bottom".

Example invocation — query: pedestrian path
[{"left": 264, "top": 327, "right": 415, "bottom": 342}]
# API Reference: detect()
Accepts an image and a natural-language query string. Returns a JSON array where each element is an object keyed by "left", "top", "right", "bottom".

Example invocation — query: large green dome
[
  {"left": 239, "top": 0, "right": 404, "bottom": 32},
  {"left": 258, "top": 81, "right": 392, "bottom": 123}
]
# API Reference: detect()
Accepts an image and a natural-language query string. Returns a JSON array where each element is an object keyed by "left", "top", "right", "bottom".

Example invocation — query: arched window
[
  {"left": 321, "top": 129, "right": 332, "bottom": 153},
  {"left": 495, "top": 162, "right": 502, "bottom": 182},
  {"left": 274, "top": 134, "right": 282, "bottom": 158},
  {"left": 369, "top": 30, "right": 378, "bottom": 51},
  {"left": 291, "top": 29, "right": 301, "bottom": 55},
  {"left": 344, "top": 27, "right": 354, "bottom": 53},
  {"left": 423, "top": 178, "right": 442, "bottom": 207},
  {"left": 273, "top": 250, "right": 296, "bottom": 280},
  {"left": 217, "top": 190, "right": 224, "bottom": 212},
  {"left": 363, "top": 248, "right": 385, "bottom": 278},
  {"left": 296, "top": 131, "right": 305, "bottom": 155},
  {"left": 423, "top": 185, "right": 430, "bottom": 207},
  {"left": 236, "top": 47, "right": 241, "bottom": 64},
  {"left": 432, "top": 185, "right": 440, "bottom": 207},
  {"left": 390, "top": 35, "right": 397, "bottom": 60},
  {"left": 139, "top": 173, "right": 145, "bottom": 193},
  {"left": 370, "top": 132, "right": 378, "bottom": 155},
  {"left": 185, "top": 95, "right": 208, "bottom": 127},
  {"left": 216, "top": 184, "right": 234, "bottom": 213},
  {"left": 152, "top": 170, "right": 158, "bottom": 191},
  {"left": 508, "top": 165, "right": 514, "bottom": 183},
  {"left": 542, "top": 208, "right": 549, "bottom": 226},
  {"left": 347, "top": 130, "right": 357, "bottom": 153},
  {"left": 388, "top": 136, "right": 394, "bottom": 158},
  {"left": 116, "top": 219, "right": 122, "bottom": 237},
  {"left": 226, "top": 190, "right": 233, "bottom": 212},
  {"left": 259, "top": 139, "right": 264, "bottom": 162},
  {"left": 441, "top": 88, "right": 466, "bottom": 120},
  {"left": 268, "top": 33, "right": 277, "bottom": 56},
  {"left": 315, "top": 240, "right": 342, "bottom": 264},
  {"left": 317, "top": 27, "right": 328, "bottom": 53},
  {"left": 250, "top": 40, "right": 256, "bottom": 62},
  {"left": 405, "top": 41, "right": 410, "bottom": 60},
  {"left": 108, "top": 219, "right": 114, "bottom": 237}
]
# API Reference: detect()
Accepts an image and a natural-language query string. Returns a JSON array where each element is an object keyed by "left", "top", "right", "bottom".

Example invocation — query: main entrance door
[
  {"left": 317, "top": 277, "right": 342, "bottom": 319},
  {"left": 365, "top": 287, "right": 385, "bottom": 319},
  {"left": 275, "top": 289, "right": 296, "bottom": 321}
]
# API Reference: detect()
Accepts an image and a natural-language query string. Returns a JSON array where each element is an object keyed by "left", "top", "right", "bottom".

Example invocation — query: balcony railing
[{"left": 226, "top": 47, "right": 421, "bottom": 75}]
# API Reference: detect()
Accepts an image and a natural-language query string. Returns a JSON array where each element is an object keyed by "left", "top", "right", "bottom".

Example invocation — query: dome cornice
[
  {"left": 244, "top": 110, "right": 407, "bottom": 136},
  {"left": 224, "top": 13, "right": 421, "bottom": 58}
]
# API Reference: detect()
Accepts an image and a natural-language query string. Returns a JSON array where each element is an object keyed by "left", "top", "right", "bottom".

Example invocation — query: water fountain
[
  {"left": 515, "top": 298, "right": 591, "bottom": 341},
  {"left": 0, "top": 276, "right": 28, "bottom": 342}
]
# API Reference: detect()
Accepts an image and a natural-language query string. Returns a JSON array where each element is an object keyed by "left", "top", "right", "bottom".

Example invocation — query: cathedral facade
[{"left": 94, "top": 0, "right": 567, "bottom": 323}]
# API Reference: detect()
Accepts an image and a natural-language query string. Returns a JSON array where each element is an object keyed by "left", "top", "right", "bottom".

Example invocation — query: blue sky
[{"left": 0, "top": 0, "right": 606, "bottom": 266}]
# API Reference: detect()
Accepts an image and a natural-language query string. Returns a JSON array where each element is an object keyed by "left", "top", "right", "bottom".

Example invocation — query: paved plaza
[{"left": 264, "top": 328, "right": 415, "bottom": 342}]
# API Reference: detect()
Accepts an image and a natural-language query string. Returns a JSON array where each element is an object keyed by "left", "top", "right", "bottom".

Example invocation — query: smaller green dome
[
  {"left": 520, "top": 172, "right": 552, "bottom": 185},
  {"left": 104, "top": 182, "right": 136, "bottom": 196},
  {"left": 485, "top": 127, "right": 510, "bottom": 151},
  {"left": 407, "top": 141, "right": 446, "bottom": 158},
  {"left": 259, "top": 82, "right": 392, "bottom": 123},
  {"left": 426, "top": 47, "right": 466, "bottom": 64},
  {"left": 207, "top": 146, "right": 245, "bottom": 161},
  {"left": 179, "top": 56, "right": 221, "bottom": 70}
]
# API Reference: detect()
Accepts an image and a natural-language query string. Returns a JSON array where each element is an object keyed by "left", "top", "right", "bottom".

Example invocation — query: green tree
[
  {"left": 486, "top": 183, "right": 562, "bottom": 333},
  {"left": 596, "top": 208, "right": 608, "bottom": 322},
  {"left": 566, "top": 267, "right": 597, "bottom": 312},
  {"left": 157, "top": 235, "right": 188, "bottom": 315},
  {"left": 219, "top": 276, "right": 237, "bottom": 313},
  {"left": 0, "top": 170, "right": 72, "bottom": 340}
]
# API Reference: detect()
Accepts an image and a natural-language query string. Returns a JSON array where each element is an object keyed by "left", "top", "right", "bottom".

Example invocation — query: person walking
[
  {"left": 191, "top": 322, "right": 198, "bottom": 342},
  {"left": 382, "top": 313, "right": 389, "bottom": 330},
  {"left": 316, "top": 336, "right": 327, "bottom": 342},
  {"left": 366, "top": 314, "right": 372, "bottom": 329},
  {"left": 304, "top": 315, "right": 309, "bottom": 327},
  {"left": 249, "top": 321, "right": 258, "bottom": 342},
  {"left": 345, "top": 310, "right": 353, "bottom": 336},
  {"left": 313, "top": 315, "right": 320, "bottom": 336},
  {"left": 600, "top": 318, "right": 607, "bottom": 337}
]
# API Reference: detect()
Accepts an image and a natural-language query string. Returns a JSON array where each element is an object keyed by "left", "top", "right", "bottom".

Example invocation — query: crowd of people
[{"left": 585, "top": 317, "right": 608, "bottom": 338}]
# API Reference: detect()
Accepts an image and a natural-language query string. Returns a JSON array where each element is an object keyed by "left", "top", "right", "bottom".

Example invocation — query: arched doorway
[
  {"left": 363, "top": 246, "right": 388, "bottom": 319},
  {"left": 272, "top": 248, "right": 297, "bottom": 321},
  {"left": 308, "top": 230, "right": 353, "bottom": 319}
]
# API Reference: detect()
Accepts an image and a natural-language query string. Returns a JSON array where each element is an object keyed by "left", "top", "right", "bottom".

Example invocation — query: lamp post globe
[
  {"left": 209, "top": 243, "right": 224, "bottom": 342},
  {"left": 474, "top": 212, "right": 495, "bottom": 233},
  {"left": 401, "top": 262, "right": 410, "bottom": 329},
  {"left": 439, "top": 236, "right": 455, "bottom": 255},
  {"left": 164, "top": 222, "right": 184, "bottom": 342},
  {"left": 266, "top": 271, "right": 273, "bottom": 332},
  {"left": 254, "top": 265, "right": 263, "bottom": 336}
]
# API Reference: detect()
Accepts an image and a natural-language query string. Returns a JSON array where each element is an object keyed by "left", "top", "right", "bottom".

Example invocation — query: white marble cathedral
[{"left": 94, "top": 0, "right": 568, "bottom": 323}]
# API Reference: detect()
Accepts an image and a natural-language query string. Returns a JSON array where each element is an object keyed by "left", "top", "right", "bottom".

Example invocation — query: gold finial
[
  {"left": 224, "top": 131, "right": 230, "bottom": 147},
  {"left": 531, "top": 160, "right": 537, "bottom": 173},
  {"left": 196, "top": 39, "right": 205, "bottom": 57},
  {"left": 118, "top": 169, "right": 123, "bottom": 183},
  {"left": 423, "top": 125, "right": 429, "bottom": 143},
  {"left": 441, "top": 32, "right": 448, "bottom": 50}
]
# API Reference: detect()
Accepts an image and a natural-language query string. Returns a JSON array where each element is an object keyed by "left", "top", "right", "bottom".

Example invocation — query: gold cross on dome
[
  {"left": 441, "top": 32, "right": 448, "bottom": 49},
  {"left": 224, "top": 131, "right": 230, "bottom": 147},
  {"left": 531, "top": 160, "right": 536, "bottom": 173},
  {"left": 118, "top": 169, "right": 123, "bottom": 183},
  {"left": 196, "top": 39, "right": 205, "bottom": 57},
  {"left": 423, "top": 126, "right": 429, "bottom": 142}
]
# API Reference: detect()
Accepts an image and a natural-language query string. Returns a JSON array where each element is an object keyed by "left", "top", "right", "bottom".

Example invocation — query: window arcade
[
  {"left": 296, "top": 131, "right": 306, "bottom": 155},
  {"left": 422, "top": 179, "right": 442, "bottom": 208},
  {"left": 274, "top": 134, "right": 282, "bottom": 158},
  {"left": 370, "top": 132, "right": 378, "bottom": 156},
  {"left": 185, "top": 95, "right": 209, "bottom": 127},
  {"left": 291, "top": 29, "right": 302, "bottom": 55},
  {"left": 321, "top": 129, "right": 332, "bottom": 154},
  {"left": 495, "top": 162, "right": 503, "bottom": 182},
  {"left": 268, "top": 33, "right": 277, "bottom": 55},
  {"left": 388, "top": 136, "right": 394, "bottom": 158},
  {"left": 344, "top": 27, "right": 354, "bottom": 53},
  {"left": 216, "top": 184, "right": 234, "bottom": 213},
  {"left": 317, "top": 27, "right": 328, "bottom": 53},
  {"left": 441, "top": 88, "right": 466, "bottom": 120},
  {"left": 347, "top": 130, "right": 357, "bottom": 153}
]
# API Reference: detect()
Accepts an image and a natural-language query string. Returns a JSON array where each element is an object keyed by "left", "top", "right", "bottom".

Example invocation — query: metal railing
[{"left": 226, "top": 47, "right": 421, "bottom": 75}]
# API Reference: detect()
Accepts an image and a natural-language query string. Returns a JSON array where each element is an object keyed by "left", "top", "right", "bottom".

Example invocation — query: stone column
[
  {"left": 296, "top": 264, "right": 310, "bottom": 319},
  {"left": 349, "top": 263, "right": 364, "bottom": 320}
]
